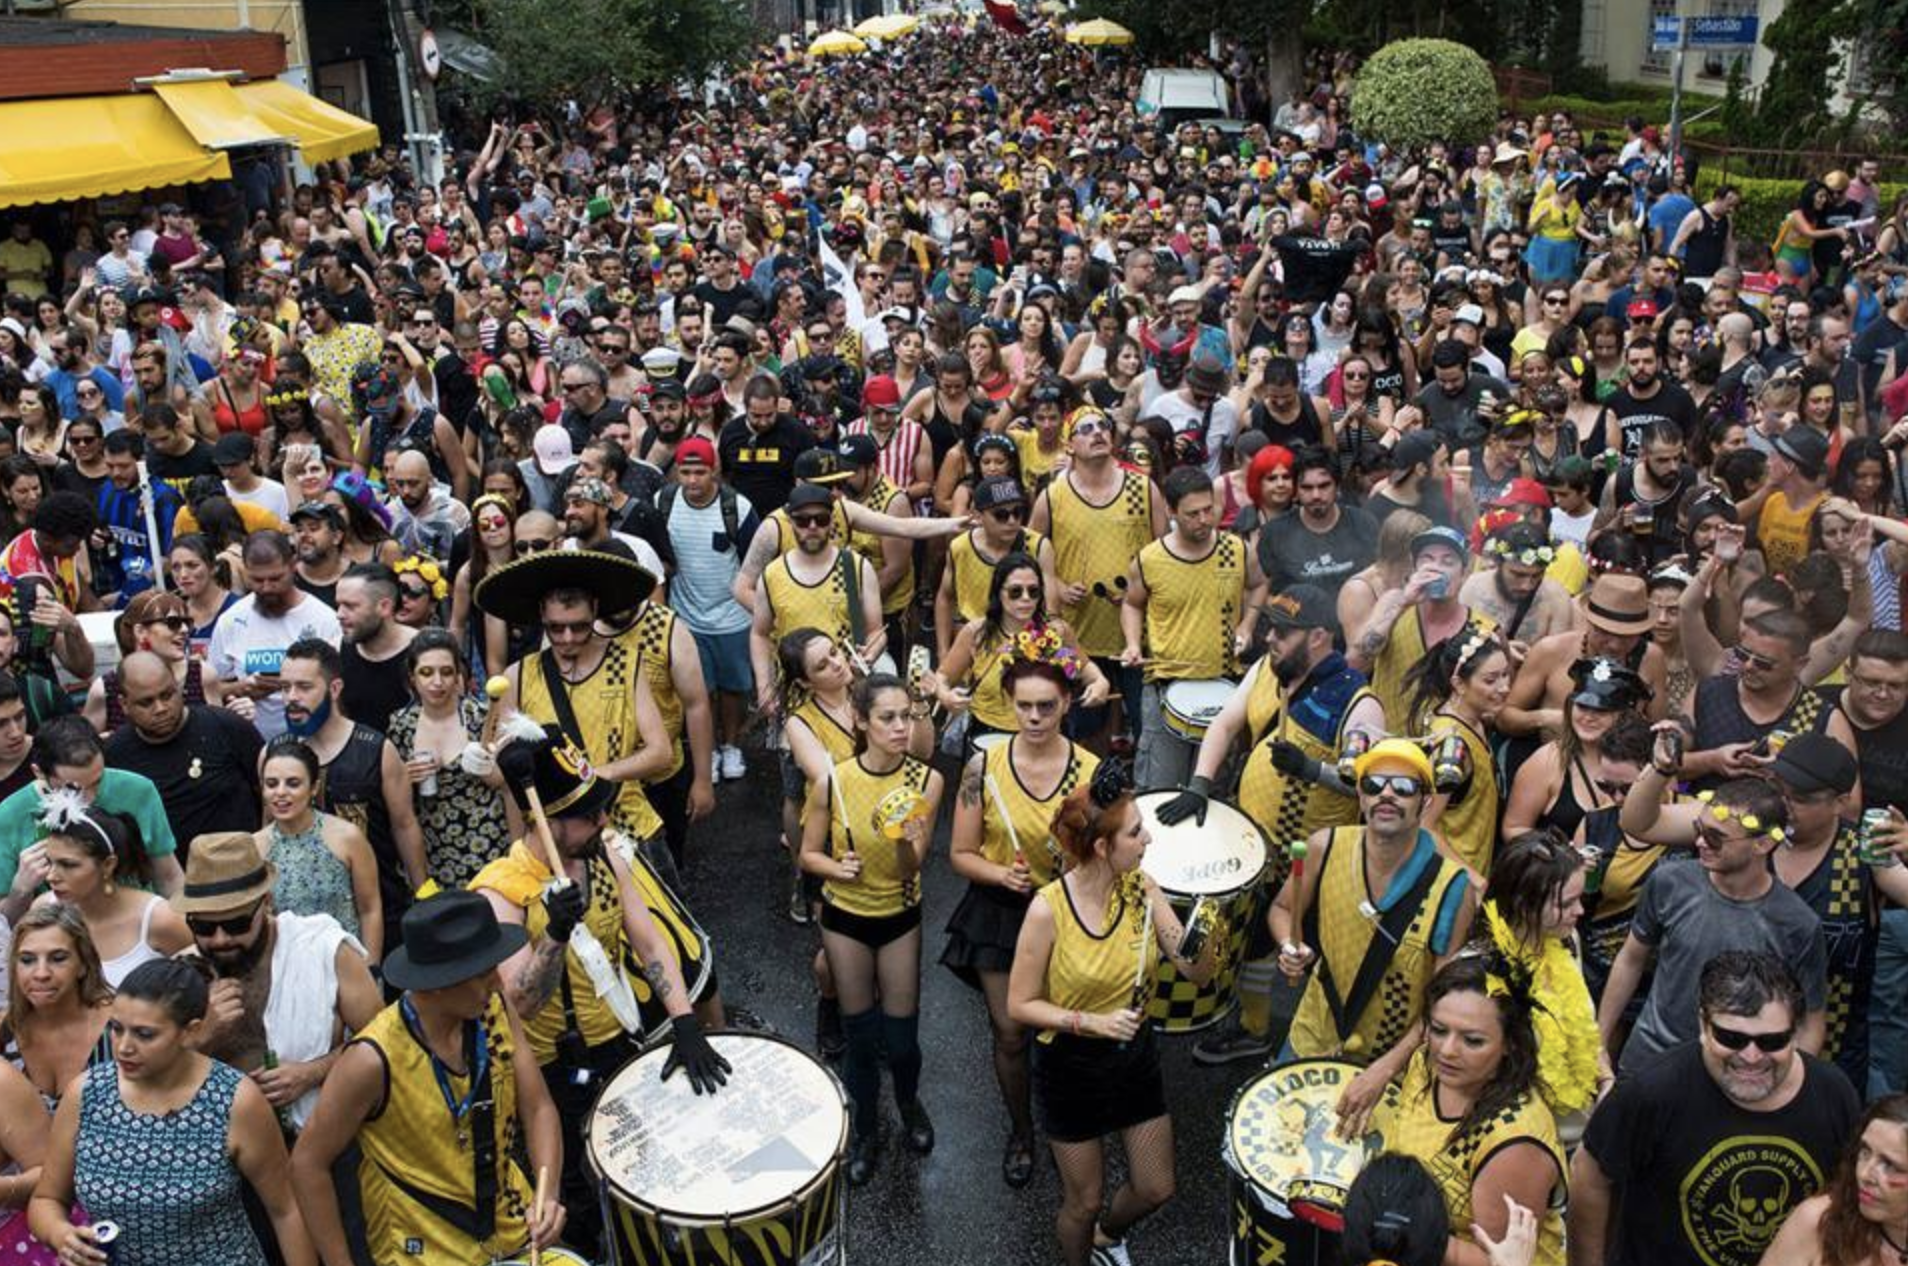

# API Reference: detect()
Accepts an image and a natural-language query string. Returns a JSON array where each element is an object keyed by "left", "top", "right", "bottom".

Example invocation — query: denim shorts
[{"left": 690, "top": 626, "right": 753, "bottom": 695}]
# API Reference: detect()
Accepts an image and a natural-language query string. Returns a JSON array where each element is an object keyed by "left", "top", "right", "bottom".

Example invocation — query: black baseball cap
[
  {"left": 1771, "top": 733, "right": 1858, "bottom": 796},
  {"left": 973, "top": 476, "right": 1027, "bottom": 512},
  {"left": 1264, "top": 583, "right": 1338, "bottom": 636},
  {"left": 787, "top": 482, "right": 834, "bottom": 512},
  {"left": 838, "top": 433, "right": 880, "bottom": 468}
]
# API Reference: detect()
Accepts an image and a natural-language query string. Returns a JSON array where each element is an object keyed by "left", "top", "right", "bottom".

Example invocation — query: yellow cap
[{"left": 1353, "top": 738, "right": 1434, "bottom": 786}]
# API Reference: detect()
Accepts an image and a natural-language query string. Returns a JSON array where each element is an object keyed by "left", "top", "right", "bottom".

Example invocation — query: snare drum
[
  {"left": 590, "top": 1032, "right": 849, "bottom": 1266},
  {"left": 1134, "top": 791, "right": 1266, "bottom": 1032},
  {"left": 606, "top": 831, "right": 714, "bottom": 1040},
  {"left": 1225, "top": 1059, "right": 1387, "bottom": 1266},
  {"left": 1162, "top": 679, "right": 1235, "bottom": 743}
]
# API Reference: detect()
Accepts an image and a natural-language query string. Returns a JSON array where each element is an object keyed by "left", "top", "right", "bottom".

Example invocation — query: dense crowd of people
[{"left": 0, "top": 10, "right": 1906, "bottom": 1266}]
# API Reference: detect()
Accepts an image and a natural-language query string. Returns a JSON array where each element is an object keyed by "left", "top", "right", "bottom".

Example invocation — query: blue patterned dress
[
  {"left": 73, "top": 1060, "right": 268, "bottom": 1266},
  {"left": 269, "top": 815, "right": 360, "bottom": 941}
]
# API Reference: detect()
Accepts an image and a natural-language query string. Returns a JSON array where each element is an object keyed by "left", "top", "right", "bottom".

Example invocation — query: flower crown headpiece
[
  {"left": 1454, "top": 624, "right": 1500, "bottom": 675},
  {"left": 1008, "top": 622, "right": 1082, "bottom": 681},
  {"left": 1483, "top": 535, "right": 1557, "bottom": 567},
  {"left": 393, "top": 554, "right": 449, "bottom": 601},
  {"left": 265, "top": 387, "right": 307, "bottom": 409},
  {"left": 1695, "top": 790, "right": 1788, "bottom": 843}
]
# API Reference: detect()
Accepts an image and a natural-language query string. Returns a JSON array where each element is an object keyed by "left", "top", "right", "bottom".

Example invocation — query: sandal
[{"left": 1002, "top": 1135, "right": 1035, "bottom": 1188}]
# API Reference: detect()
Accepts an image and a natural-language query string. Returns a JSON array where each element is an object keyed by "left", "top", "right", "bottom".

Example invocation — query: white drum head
[
  {"left": 1163, "top": 679, "right": 1234, "bottom": 725},
  {"left": 1136, "top": 791, "right": 1266, "bottom": 896},
  {"left": 589, "top": 1034, "right": 847, "bottom": 1220},
  {"left": 972, "top": 732, "right": 1012, "bottom": 753}
]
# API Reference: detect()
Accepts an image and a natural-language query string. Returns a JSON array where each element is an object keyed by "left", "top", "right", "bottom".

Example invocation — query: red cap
[
  {"left": 862, "top": 374, "right": 902, "bottom": 408},
  {"left": 674, "top": 437, "right": 717, "bottom": 468},
  {"left": 1494, "top": 477, "right": 1553, "bottom": 510},
  {"left": 1626, "top": 297, "right": 1659, "bottom": 320}
]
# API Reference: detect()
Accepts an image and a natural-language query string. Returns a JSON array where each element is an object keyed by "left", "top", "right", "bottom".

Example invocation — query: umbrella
[
  {"left": 1064, "top": 17, "right": 1134, "bottom": 44},
  {"left": 808, "top": 29, "right": 869, "bottom": 55},
  {"left": 854, "top": 13, "right": 921, "bottom": 36}
]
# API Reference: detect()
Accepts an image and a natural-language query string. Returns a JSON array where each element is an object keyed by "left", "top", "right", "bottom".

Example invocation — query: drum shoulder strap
[{"left": 1313, "top": 837, "right": 1442, "bottom": 1045}]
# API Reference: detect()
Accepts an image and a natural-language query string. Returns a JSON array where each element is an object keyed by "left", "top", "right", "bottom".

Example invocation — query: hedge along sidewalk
[{"left": 1692, "top": 167, "right": 1908, "bottom": 246}]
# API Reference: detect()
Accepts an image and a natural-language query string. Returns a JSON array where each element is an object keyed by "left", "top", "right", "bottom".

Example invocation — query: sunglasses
[
  {"left": 140, "top": 615, "right": 192, "bottom": 633},
  {"left": 399, "top": 585, "right": 431, "bottom": 602},
  {"left": 1706, "top": 1021, "right": 1795, "bottom": 1053},
  {"left": 186, "top": 903, "right": 262, "bottom": 937},
  {"left": 790, "top": 513, "right": 832, "bottom": 529},
  {"left": 1359, "top": 773, "right": 1424, "bottom": 798},
  {"left": 1732, "top": 645, "right": 1779, "bottom": 671},
  {"left": 1072, "top": 418, "right": 1109, "bottom": 436},
  {"left": 515, "top": 539, "right": 557, "bottom": 554},
  {"left": 1003, "top": 584, "right": 1042, "bottom": 600},
  {"left": 988, "top": 507, "right": 1028, "bottom": 523}
]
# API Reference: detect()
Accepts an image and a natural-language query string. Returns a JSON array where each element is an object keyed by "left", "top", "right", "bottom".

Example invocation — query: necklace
[{"left": 1879, "top": 1222, "right": 1908, "bottom": 1264}]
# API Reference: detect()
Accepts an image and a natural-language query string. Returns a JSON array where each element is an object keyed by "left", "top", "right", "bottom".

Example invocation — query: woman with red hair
[{"left": 1229, "top": 442, "right": 1297, "bottom": 556}]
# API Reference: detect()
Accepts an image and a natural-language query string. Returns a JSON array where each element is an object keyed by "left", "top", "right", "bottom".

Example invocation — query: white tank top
[{"left": 99, "top": 895, "right": 165, "bottom": 989}]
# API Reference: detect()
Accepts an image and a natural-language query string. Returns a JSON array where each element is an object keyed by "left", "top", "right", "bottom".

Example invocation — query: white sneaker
[
  {"left": 709, "top": 754, "right": 725, "bottom": 785},
  {"left": 720, "top": 745, "right": 747, "bottom": 780}
]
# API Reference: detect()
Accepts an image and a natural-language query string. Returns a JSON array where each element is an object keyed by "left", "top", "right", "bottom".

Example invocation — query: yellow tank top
[
  {"left": 628, "top": 602, "right": 684, "bottom": 780},
  {"left": 1379, "top": 1049, "right": 1567, "bottom": 1266},
  {"left": 353, "top": 995, "right": 535, "bottom": 1265},
  {"left": 965, "top": 627, "right": 1018, "bottom": 732},
  {"left": 518, "top": 637, "right": 661, "bottom": 839},
  {"left": 848, "top": 475, "right": 915, "bottom": 616},
  {"left": 1134, "top": 534, "right": 1244, "bottom": 682},
  {"left": 1049, "top": 469, "right": 1155, "bottom": 657},
  {"left": 1289, "top": 827, "right": 1470, "bottom": 1060},
  {"left": 762, "top": 551, "right": 855, "bottom": 650},
  {"left": 949, "top": 527, "right": 1049, "bottom": 626},
  {"left": 1012, "top": 428, "right": 1063, "bottom": 489},
  {"left": 1370, "top": 610, "right": 1497, "bottom": 733},
  {"left": 823, "top": 754, "right": 933, "bottom": 917},
  {"left": 981, "top": 737, "right": 1097, "bottom": 886},
  {"left": 769, "top": 500, "right": 851, "bottom": 555},
  {"left": 1035, "top": 873, "right": 1152, "bottom": 1043},
  {"left": 1428, "top": 712, "right": 1499, "bottom": 874},
  {"left": 469, "top": 842, "right": 627, "bottom": 1060},
  {"left": 1757, "top": 489, "right": 1825, "bottom": 577}
]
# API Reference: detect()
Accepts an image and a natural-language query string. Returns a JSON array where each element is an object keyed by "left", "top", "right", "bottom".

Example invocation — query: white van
[{"left": 1136, "top": 68, "right": 1233, "bottom": 131}]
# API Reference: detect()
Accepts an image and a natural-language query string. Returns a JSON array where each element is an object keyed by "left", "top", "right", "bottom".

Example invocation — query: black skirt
[
  {"left": 940, "top": 881, "right": 1032, "bottom": 989},
  {"left": 1032, "top": 1027, "right": 1167, "bottom": 1143}
]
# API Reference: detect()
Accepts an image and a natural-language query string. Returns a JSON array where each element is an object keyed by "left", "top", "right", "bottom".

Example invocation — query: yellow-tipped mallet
[{"left": 481, "top": 674, "right": 510, "bottom": 746}]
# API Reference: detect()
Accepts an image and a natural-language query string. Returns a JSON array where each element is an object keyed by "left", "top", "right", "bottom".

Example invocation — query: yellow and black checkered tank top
[
  {"left": 353, "top": 994, "right": 534, "bottom": 1265},
  {"left": 469, "top": 842, "right": 627, "bottom": 1060},
  {"left": 824, "top": 754, "right": 933, "bottom": 917},
  {"left": 762, "top": 551, "right": 854, "bottom": 650},
  {"left": 1427, "top": 712, "right": 1499, "bottom": 875},
  {"left": 629, "top": 603, "right": 684, "bottom": 780},
  {"left": 519, "top": 637, "right": 661, "bottom": 839},
  {"left": 1369, "top": 609, "right": 1496, "bottom": 734},
  {"left": 1288, "top": 826, "right": 1469, "bottom": 1061},
  {"left": 1036, "top": 873, "right": 1152, "bottom": 1043},
  {"left": 982, "top": 736, "right": 1097, "bottom": 887},
  {"left": 1134, "top": 534, "right": 1244, "bottom": 682},
  {"left": 1379, "top": 1049, "right": 1566, "bottom": 1266},
  {"left": 769, "top": 500, "right": 851, "bottom": 555},
  {"left": 848, "top": 476, "right": 915, "bottom": 615},
  {"left": 949, "top": 527, "right": 1049, "bottom": 626},
  {"left": 1049, "top": 469, "right": 1154, "bottom": 657},
  {"left": 1239, "top": 684, "right": 1369, "bottom": 883}
]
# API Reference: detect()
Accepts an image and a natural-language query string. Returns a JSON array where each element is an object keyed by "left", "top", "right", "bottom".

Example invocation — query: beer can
[
  {"left": 90, "top": 1221, "right": 120, "bottom": 1262},
  {"left": 1177, "top": 897, "right": 1214, "bottom": 961},
  {"left": 1764, "top": 728, "right": 1794, "bottom": 757},
  {"left": 1426, "top": 575, "right": 1448, "bottom": 600},
  {"left": 1860, "top": 808, "right": 1901, "bottom": 869},
  {"left": 1337, "top": 730, "right": 1372, "bottom": 783}
]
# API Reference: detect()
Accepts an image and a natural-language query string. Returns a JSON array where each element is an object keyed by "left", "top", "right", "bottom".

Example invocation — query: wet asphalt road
[{"left": 672, "top": 746, "right": 1302, "bottom": 1266}]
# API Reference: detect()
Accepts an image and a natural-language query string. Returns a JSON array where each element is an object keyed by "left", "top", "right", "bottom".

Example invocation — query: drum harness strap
[
  {"left": 389, "top": 997, "right": 500, "bottom": 1242},
  {"left": 1304, "top": 834, "right": 1441, "bottom": 1047},
  {"left": 840, "top": 547, "right": 867, "bottom": 651}
]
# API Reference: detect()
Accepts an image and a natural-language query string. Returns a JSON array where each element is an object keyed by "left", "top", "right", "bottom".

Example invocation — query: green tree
[
  {"left": 457, "top": 0, "right": 753, "bottom": 109},
  {"left": 1749, "top": 0, "right": 1857, "bottom": 144},
  {"left": 1349, "top": 38, "right": 1497, "bottom": 150}
]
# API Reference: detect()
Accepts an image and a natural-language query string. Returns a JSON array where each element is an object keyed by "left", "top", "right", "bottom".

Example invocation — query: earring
[{"left": 104, "top": 882, "right": 115, "bottom": 896}]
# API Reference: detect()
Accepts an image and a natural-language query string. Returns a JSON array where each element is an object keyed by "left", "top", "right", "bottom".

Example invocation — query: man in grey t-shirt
[{"left": 1601, "top": 769, "right": 1827, "bottom": 1072}]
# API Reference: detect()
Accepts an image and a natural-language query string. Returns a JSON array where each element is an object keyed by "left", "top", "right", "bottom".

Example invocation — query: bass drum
[
  {"left": 589, "top": 1032, "right": 849, "bottom": 1266},
  {"left": 1224, "top": 1059, "right": 1390, "bottom": 1266},
  {"left": 606, "top": 830, "right": 715, "bottom": 1039},
  {"left": 1133, "top": 790, "right": 1266, "bottom": 1032}
]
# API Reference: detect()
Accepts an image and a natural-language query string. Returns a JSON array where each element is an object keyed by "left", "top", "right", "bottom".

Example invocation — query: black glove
[
  {"left": 1270, "top": 740, "right": 1322, "bottom": 783},
  {"left": 542, "top": 881, "right": 586, "bottom": 943},
  {"left": 1154, "top": 776, "right": 1212, "bottom": 827},
  {"left": 661, "top": 1014, "right": 731, "bottom": 1095}
]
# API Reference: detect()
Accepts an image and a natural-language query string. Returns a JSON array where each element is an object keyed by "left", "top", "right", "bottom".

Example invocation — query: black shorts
[
  {"left": 1032, "top": 1027, "right": 1167, "bottom": 1143},
  {"left": 820, "top": 901, "right": 923, "bottom": 949}
]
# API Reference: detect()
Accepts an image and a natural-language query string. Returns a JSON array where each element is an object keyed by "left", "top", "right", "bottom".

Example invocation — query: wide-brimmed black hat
[
  {"left": 499, "top": 720, "right": 618, "bottom": 821},
  {"left": 382, "top": 891, "right": 528, "bottom": 992},
  {"left": 474, "top": 546, "right": 656, "bottom": 627}
]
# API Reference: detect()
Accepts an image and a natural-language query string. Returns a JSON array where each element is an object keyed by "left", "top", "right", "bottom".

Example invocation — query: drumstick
[
  {"left": 982, "top": 773, "right": 1028, "bottom": 869},
  {"left": 1284, "top": 838, "right": 1310, "bottom": 988},
  {"left": 481, "top": 675, "right": 511, "bottom": 747},
  {"left": 530, "top": 1165, "right": 549, "bottom": 1266},
  {"left": 523, "top": 786, "right": 568, "bottom": 880}
]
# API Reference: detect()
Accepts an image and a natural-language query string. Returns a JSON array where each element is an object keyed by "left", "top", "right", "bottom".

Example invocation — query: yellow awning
[
  {"left": 152, "top": 78, "right": 293, "bottom": 151},
  {"left": 0, "top": 93, "right": 231, "bottom": 210},
  {"left": 234, "top": 79, "right": 380, "bottom": 164}
]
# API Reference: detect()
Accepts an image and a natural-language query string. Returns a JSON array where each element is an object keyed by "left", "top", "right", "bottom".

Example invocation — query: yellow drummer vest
[
  {"left": 949, "top": 527, "right": 1049, "bottom": 626},
  {"left": 1427, "top": 712, "right": 1499, "bottom": 875},
  {"left": 469, "top": 842, "right": 627, "bottom": 1061},
  {"left": 1035, "top": 873, "right": 1152, "bottom": 1043},
  {"left": 1134, "top": 534, "right": 1243, "bottom": 683},
  {"left": 967, "top": 629, "right": 1019, "bottom": 733},
  {"left": 519, "top": 637, "right": 662, "bottom": 839},
  {"left": 762, "top": 550, "right": 855, "bottom": 651},
  {"left": 1289, "top": 827, "right": 1470, "bottom": 1061},
  {"left": 768, "top": 499, "right": 851, "bottom": 555},
  {"left": 1238, "top": 672, "right": 1369, "bottom": 876},
  {"left": 981, "top": 737, "right": 1097, "bottom": 887},
  {"left": 848, "top": 475, "right": 915, "bottom": 616},
  {"left": 628, "top": 602, "right": 685, "bottom": 781},
  {"left": 1369, "top": 610, "right": 1497, "bottom": 734},
  {"left": 1757, "top": 489, "right": 1824, "bottom": 578},
  {"left": 353, "top": 995, "right": 534, "bottom": 1265},
  {"left": 1049, "top": 469, "right": 1155, "bottom": 657},
  {"left": 823, "top": 753, "right": 933, "bottom": 918},
  {"left": 1380, "top": 1049, "right": 1567, "bottom": 1266}
]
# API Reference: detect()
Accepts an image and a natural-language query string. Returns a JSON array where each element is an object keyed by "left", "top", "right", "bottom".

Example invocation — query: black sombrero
[{"left": 473, "top": 545, "right": 657, "bottom": 627}]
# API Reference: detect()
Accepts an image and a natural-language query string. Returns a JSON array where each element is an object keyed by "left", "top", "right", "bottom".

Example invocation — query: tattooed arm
[
  {"left": 605, "top": 842, "right": 693, "bottom": 1019},
  {"left": 477, "top": 889, "right": 568, "bottom": 1020}
]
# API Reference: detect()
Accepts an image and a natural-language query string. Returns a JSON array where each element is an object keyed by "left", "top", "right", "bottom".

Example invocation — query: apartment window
[
  {"left": 1643, "top": 0, "right": 1679, "bottom": 73},
  {"left": 1700, "top": 0, "right": 1757, "bottom": 76}
]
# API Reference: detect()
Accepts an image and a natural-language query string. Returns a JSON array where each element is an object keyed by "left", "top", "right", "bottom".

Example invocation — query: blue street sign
[{"left": 1652, "top": 13, "right": 1759, "bottom": 50}]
